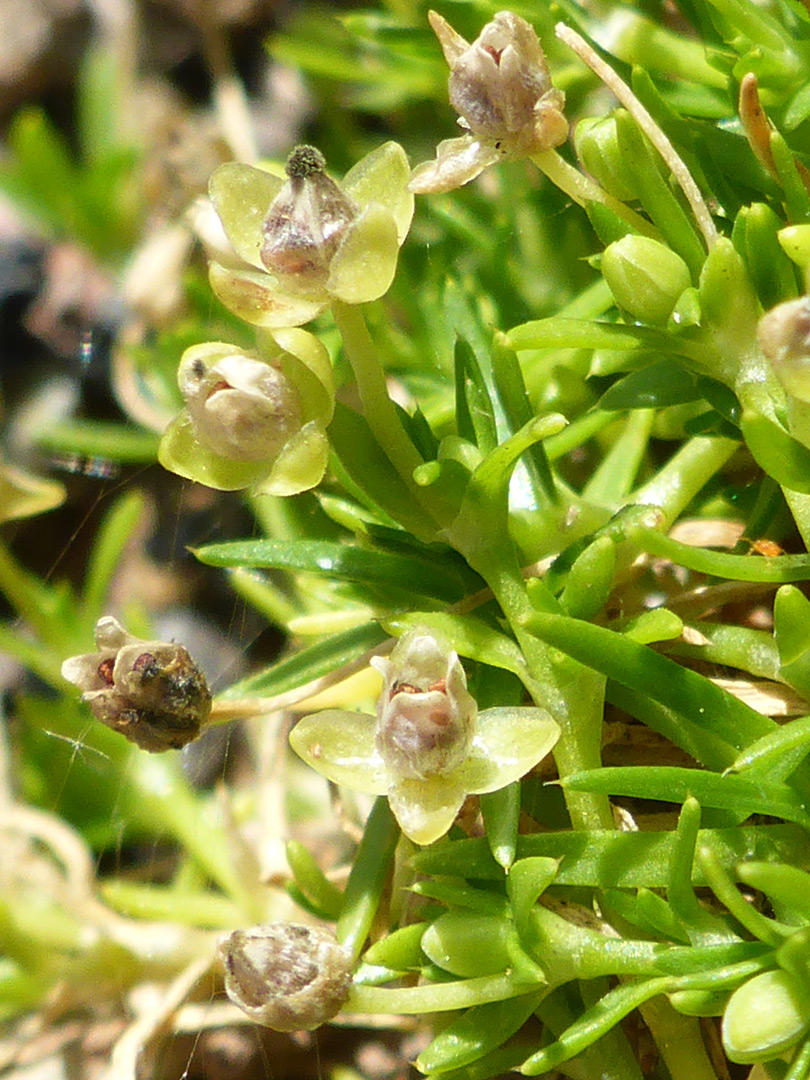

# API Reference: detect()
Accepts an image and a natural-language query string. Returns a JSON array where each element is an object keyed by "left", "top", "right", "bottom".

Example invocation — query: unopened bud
[
  {"left": 61, "top": 617, "right": 210, "bottom": 752},
  {"left": 722, "top": 968, "right": 810, "bottom": 1064},
  {"left": 757, "top": 297, "right": 810, "bottom": 401},
  {"left": 178, "top": 345, "right": 303, "bottom": 461},
  {"left": 574, "top": 115, "right": 638, "bottom": 201},
  {"left": 218, "top": 922, "right": 352, "bottom": 1031},
  {"left": 601, "top": 235, "right": 691, "bottom": 325},
  {"left": 372, "top": 632, "right": 476, "bottom": 780}
]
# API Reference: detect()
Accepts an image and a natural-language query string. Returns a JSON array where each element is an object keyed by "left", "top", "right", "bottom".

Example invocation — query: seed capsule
[{"left": 218, "top": 922, "right": 352, "bottom": 1031}]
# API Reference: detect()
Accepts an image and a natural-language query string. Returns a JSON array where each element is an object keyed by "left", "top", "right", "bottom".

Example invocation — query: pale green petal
[
  {"left": 255, "top": 421, "right": 329, "bottom": 497},
  {"left": 271, "top": 327, "right": 335, "bottom": 426},
  {"left": 209, "top": 263, "right": 329, "bottom": 328},
  {"left": 326, "top": 204, "right": 399, "bottom": 304},
  {"left": 409, "top": 137, "right": 503, "bottom": 195},
  {"left": 289, "top": 710, "right": 389, "bottom": 794},
  {"left": 158, "top": 412, "right": 270, "bottom": 491},
  {"left": 0, "top": 462, "right": 65, "bottom": 523},
  {"left": 209, "top": 163, "right": 283, "bottom": 270},
  {"left": 341, "top": 142, "right": 414, "bottom": 244},
  {"left": 387, "top": 775, "right": 467, "bottom": 845},
  {"left": 455, "top": 707, "right": 560, "bottom": 794}
]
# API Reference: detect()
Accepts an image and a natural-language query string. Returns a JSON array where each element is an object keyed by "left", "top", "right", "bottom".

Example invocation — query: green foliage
[{"left": 10, "top": 0, "right": 810, "bottom": 1075}]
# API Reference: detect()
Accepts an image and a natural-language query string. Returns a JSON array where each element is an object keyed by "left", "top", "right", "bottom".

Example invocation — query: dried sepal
[
  {"left": 410, "top": 10, "right": 568, "bottom": 194},
  {"left": 61, "top": 617, "right": 211, "bottom": 752},
  {"left": 218, "top": 922, "right": 352, "bottom": 1031}
]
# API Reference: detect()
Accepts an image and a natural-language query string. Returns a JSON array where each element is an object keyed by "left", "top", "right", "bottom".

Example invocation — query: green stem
[
  {"left": 332, "top": 301, "right": 438, "bottom": 523},
  {"left": 637, "top": 995, "right": 719, "bottom": 1080},
  {"left": 785, "top": 488, "right": 810, "bottom": 549},
  {"left": 531, "top": 149, "right": 656, "bottom": 237},
  {"left": 629, "top": 436, "right": 739, "bottom": 528},
  {"left": 345, "top": 972, "right": 545, "bottom": 1014},
  {"left": 472, "top": 550, "right": 614, "bottom": 831},
  {"left": 336, "top": 797, "right": 399, "bottom": 962}
]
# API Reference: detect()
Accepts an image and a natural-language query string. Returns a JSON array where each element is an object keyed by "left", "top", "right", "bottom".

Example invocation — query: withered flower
[
  {"left": 61, "top": 617, "right": 211, "bottom": 752},
  {"left": 410, "top": 10, "right": 568, "bottom": 194},
  {"left": 218, "top": 922, "right": 352, "bottom": 1031}
]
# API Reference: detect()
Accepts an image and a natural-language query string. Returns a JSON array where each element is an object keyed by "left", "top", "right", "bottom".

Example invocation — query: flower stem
[
  {"left": 555, "top": 22, "right": 718, "bottom": 250},
  {"left": 336, "top": 797, "right": 399, "bottom": 962},
  {"left": 531, "top": 149, "right": 656, "bottom": 237},
  {"left": 332, "top": 301, "right": 439, "bottom": 525}
]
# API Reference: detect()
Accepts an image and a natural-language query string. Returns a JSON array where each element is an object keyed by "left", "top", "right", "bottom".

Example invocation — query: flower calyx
[
  {"left": 410, "top": 10, "right": 568, "bottom": 194},
  {"left": 290, "top": 630, "right": 560, "bottom": 845},
  {"left": 158, "top": 329, "right": 334, "bottom": 495},
  {"left": 61, "top": 617, "right": 211, "bottom": 752},
  {"left": 207, "top": 141, "right": 414, "bottom": 328},
  {"left": 218, "top": 922, "right": 352, "bottom": 1031}
]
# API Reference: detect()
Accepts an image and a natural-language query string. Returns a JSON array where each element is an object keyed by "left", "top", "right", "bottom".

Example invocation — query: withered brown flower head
[
  {"left": 218, "top": 922, "right": 352, "bottom": 1031},
  {"left": 61, "top": 617, "right": 211, "bottom": 752},
  {"left": 410, "top": 10, "right": 568, "bottom": 193}
]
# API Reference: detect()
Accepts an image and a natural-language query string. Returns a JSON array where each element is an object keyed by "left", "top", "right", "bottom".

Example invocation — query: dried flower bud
[
  {"left": 410, "top": 11, "right": 568, "bottom": 193},
  {"left": 372, "top": 632, "right": 476, "bottom": 780},
  {"left": 178, "top": 347, "right": 303, "bottom": 462},
  {"left": 758, "top": 297, "right": 810, "bottom": 401},
  {"left": 444, "top": 11, "right": 566, "bottom": 149},
  {"left": 61, "top": 617, "right": 211, "bottom": 752},
  {"left": 218, "top": 922, "right": 352, "bottom": 1031},
  {"left": 261, "top": 146, "right": 359, "bottom": 290}
]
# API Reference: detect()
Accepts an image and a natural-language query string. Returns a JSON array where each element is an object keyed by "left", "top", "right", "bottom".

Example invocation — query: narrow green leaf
[
  {"left": 599, "top": 360, "right": 700, "bottom": 411},
  {"left": 523, "top": 611, "right": 775, "bottom": 759},
  {"left": 562, "top": 766, "right": 810, "bottom": 827},
  {"left": 329, "top": 402, "right": 438, "bottom": 541},
  {"left": 220, "top": 622, "right": 388, "bottom": 700},
  {"left": 614, "top": 110, "right": 706, "bottom": 277},
  {"left": 36, "top": 421, "right": 159, "bottom": 463},
  {"left": 194, "top": 539, "right": 466, "bottom": 601},
  {"left": 81, "top": 491, "right": 148, "bottom": 624},
  {"left": 410, "top": 825, "right": 808, "bottom": 887},
  {"left": 454, "top": 338, "right": 498, "bottom": 453},
  {"left": 634, "top": 527, "right": 810, "bottom": 582},
  {"left": 508, "top": 318, "right": 674, "bottom": 354},
  {"left": 417, "top": 990, "right": 546, "bottom": 1075},
  {"left": 771, "top": 129, "right": 810, "bottom": 224}
]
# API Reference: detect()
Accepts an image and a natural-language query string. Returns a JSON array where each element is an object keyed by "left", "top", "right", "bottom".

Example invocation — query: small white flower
[
  {"left": 207, "top": 142, "right": 414, "bottom": 328},
  {"left": 290, "top": 631, "right": 560, "bottom": 844},
  {"left": 179, "top": 350, "right": 303, "bottom": 462}
]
